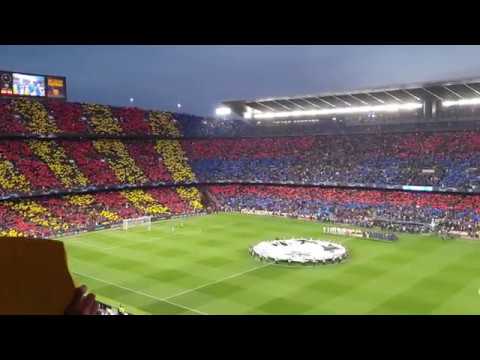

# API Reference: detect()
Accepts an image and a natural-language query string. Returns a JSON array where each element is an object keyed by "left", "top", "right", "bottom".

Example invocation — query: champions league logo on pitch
[{"left": 250, "top": 239, "right": 348, "bottom": 265}]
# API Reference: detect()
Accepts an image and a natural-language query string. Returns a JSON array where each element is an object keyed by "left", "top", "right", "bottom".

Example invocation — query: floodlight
[
  {"left": 215, "top": 107, "right": 232, "bottom": 116},
  {"left": 249, "top": 102, "right": 422, "bottom": 120},
  {"left": 443, "top": 98, "right": 480, "bottom": 107}
]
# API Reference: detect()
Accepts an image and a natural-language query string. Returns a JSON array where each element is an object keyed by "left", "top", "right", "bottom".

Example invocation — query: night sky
[{"left": 2, "top": 45, "right": 480, "bottom": 116}]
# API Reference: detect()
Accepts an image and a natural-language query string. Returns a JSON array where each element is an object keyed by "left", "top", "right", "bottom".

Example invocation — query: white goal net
[{"left": 122, "top": 216, "right": 152, "bottom": 231}]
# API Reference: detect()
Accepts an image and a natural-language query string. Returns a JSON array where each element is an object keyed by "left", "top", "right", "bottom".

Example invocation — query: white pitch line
[
  {"left": 163, "top": 263, "right": 273, "bottom": 300},
  {"left": 73, "top": 271, "right": 208, "bottom": 315}
]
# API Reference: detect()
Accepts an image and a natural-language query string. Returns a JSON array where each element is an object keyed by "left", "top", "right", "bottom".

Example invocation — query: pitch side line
[
  {"left": 163, "top": 263, "right": 273, "bottom": 300},
  {"left": 72, "top": 271, "right": 208, "bottom": 315}
]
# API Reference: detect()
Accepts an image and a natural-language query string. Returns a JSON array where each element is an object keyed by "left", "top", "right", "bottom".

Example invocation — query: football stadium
[{"left": 1, "top": 54, "right": 480, "bottom": 315}]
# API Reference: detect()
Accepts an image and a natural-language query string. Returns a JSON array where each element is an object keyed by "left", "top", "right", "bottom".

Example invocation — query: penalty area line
[{"left": 72, "top": 271, "right": 208, "bottom": 315}]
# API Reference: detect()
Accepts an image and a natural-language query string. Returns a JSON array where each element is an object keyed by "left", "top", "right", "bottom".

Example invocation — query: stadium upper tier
[
  {"left": 0, "top": 97, "right": 480, "bottom": 195},
  {"left": 4, "top": 97, "right": 480, "bottom": 140},
  {"left": 0, "top": 98, "right": 202, "bottom": 137}
]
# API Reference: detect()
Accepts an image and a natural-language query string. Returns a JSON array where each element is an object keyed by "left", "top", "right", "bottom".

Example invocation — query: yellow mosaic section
[
  {"left": 176, "top": 187, "right": 204, "bottom": 210},
  {"left": 5, "top": 200, "right": 68, "bottom": 232},
  {"left": 83, "top": 104, "right": 123, "bottom": 135},
  {"left": 100, "top": 210, "right": 121, "bottom": 222},
  {"left": 28, "top": 140, "right": 89, "bottom": 188},
  {"left": 0, "top": 229, "right": 27, "bottom": 238},
  {"left": 0, "top": 158, "right": 31, "bottom": 193},
  {"left": 121, "top": 189, "right": 170, "bottom": 216},
  {"left": 65, "top": 194, "right": 95, "bottom": 206},
  {"left": 93, "top": 139, "right": 148, "bottom": 184},
  {"left": 13, "top": 99, "right": 59, "bottom": 135},
  {"left": 154, "top": 140, "right": 203, "bottom": 210},
  {"left": 149, "top": 111, "right": 180, "bottom": 137},
  {"left": 65, "top": 194, "right": 121, "bottom": 224},
  {"left": 154, "top": 140, "right": 196, "bottom": 183}
]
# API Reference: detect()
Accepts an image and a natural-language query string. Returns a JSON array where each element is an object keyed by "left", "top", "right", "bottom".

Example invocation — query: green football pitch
[{"left": 61, "top": 213, "right": 480, "bottom": 315}]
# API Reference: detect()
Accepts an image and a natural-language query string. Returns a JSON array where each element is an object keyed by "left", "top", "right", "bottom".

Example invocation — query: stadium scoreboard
[{"left": 0, "top": 70, "right": 67, "bottom": 100}]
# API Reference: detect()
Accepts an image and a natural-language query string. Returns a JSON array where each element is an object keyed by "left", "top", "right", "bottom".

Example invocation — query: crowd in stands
[
  {"left": 92, "top": 139, "right": 149, "bottom": 185},
  {"left": 0, "top": 188, "right": 199, "bottom": 238},
  {"left": 124, "top": 141, "right": 172, "bottom": 183},
  {"left": 209, "top": 185, "right": 480, "bottom": 235},
  {"left": 176, "top": 186, "right": 204, "bottom": 211},
  {"left": 148, "top": 188, "right": 192, "bottom": 214},
  {"left": 112, "top": 107, "right": 151, "bottom": 135},
  {"left": 4, "top": 199, "right": 69, "bottom": 235},
  {"left": 1, "top": 96, "right": 480, "bottom": 239},
  {"left": 149, "top": 111, "right": 181, "bottom": 137},
  {"left": 3, "top": 98, "right": 480, "bottom": 194},
  {"left": 59, "top": 140, "right": 119, "bottom": 187},
  {"left": 46, "top": 100, "right": 87, "bottom": 134},
  {"left": 13, "top": 98, "right": 60, "bottom": 135},
  {"left": 0, "top": 140, "right": 62, "bottom": 193},
  {"left": 0, "top": 101, "right": 27, "bottom": 133},
  {"left": 83, "top": 103, "right": 127, "bottom": 135},
  {"left": 27, "top": 140, "right": 89, "bottom": 189},
  {"left": 0, "top": 203, "right": 46, "bottom": 238},
  {"left": 0, "top": 98, "right": 183, "bottom": 137},
  {"left": 120, "top": 189, "right": 169, "bottom": 216},
  {"left": 0, "top": 156, "right": 30, "bottom": 194},
  {"left": 0, "top": 139, "right": 201, "bottom": 196},
  {"left": 154, "top": 140, "right": 203, "bottom": 210},
  {"left": 184, "top": 131, "right": 480, "bottom": 191},
  {"left": 176, "top": 115, "right": 253, "bottom": 138}
]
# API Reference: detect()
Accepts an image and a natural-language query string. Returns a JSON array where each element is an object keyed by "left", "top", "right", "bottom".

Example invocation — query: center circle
[{"left": 250, "top": 239, "right": 348, "bottom": 265}]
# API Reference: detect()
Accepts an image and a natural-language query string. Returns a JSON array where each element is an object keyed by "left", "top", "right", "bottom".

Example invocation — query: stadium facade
[{"left": 222, "top": 77, "right": 480, "bottom": 122}]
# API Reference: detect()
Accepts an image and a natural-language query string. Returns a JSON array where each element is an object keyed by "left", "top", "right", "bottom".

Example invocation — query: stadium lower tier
[
  {"left": 2, "top": 184, "right": 479, "bottom": 238},
  {"left": 0, "top": 187, "right": 202, "bottom": 238},
  {"left": 208, "top": 185, "right": 480, "bottom": 235}
]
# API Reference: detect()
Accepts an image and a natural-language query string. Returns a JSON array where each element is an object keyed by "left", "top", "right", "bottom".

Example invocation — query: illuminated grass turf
[{"left": 61, "top": 213, "right": 480, "bottom": 315}]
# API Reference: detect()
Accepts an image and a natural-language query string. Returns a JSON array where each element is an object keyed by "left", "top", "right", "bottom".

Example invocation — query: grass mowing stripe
[
  {"left": 73, "top": 271, "right": 208, "bottom": 315},
  {"left": 64, "top": 232, "right": 160, "bottom": 252},
  {"left": 164, "top": 263, "right": 272, "bottom": 300}
]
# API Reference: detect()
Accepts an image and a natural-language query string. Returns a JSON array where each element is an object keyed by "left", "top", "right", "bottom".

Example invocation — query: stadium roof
[{"left": 222, "top": 77, "right": 480, "bottom": 119}]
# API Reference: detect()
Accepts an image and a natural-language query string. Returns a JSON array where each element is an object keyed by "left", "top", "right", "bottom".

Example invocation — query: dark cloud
[{"left": 1, "top": 45, "right": 480, "bottom": 116}]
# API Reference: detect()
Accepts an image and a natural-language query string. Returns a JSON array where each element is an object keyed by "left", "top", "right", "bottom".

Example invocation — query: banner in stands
[
  {"left": 323, "top": 226, "right": 397, "bottom": 242},
  {"left": 0, "top": 70, "right": 67, "bottom": 100},
  {"left": 402, "top": 185, "right": 433, "bottom": 192},
  {"left": 323, "top": 226, "right": 363, "bottom": 238}
]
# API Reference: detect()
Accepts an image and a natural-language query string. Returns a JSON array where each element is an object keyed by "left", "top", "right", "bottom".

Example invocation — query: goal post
[{"left": 122, "top": 216, "right": 152, "bottom": 231}]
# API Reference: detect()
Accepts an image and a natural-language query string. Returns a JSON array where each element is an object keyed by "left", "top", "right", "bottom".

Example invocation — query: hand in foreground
[{"left": 64, "top": 285, "right": 99, "bottom": 315}]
